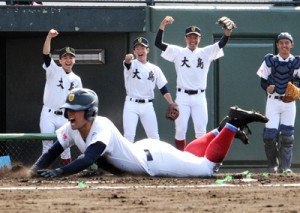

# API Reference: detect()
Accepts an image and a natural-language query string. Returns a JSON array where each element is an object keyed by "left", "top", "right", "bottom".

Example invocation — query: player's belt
[
  {"left": 144, "top": 149, "right": 153, "bottom": 161},
  {"left": 48, "top": 109, "right": 63, "bottom": 115},
  {"left": 268, "top": 95, "right": 284, "bottom": 101},
  {"left": 177, "top": 88, "right": 205, "bottom": 95},
  {"left": 127, "top": 97, "right": 153, "bottom": 103}
]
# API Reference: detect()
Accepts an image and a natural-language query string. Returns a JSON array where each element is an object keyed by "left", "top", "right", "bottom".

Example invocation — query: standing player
[
  {"left": 155, "top": 16, "right": 236, "bottom": 150},
  {"left": 257, "top": 32, "right": 300, "bottom": 173},
  {"left": 39, "top": 29, "right": 83, "bottom": 166},
  {"left": 30, "top": 88, "right": 268, "bottom": 178},
  {"left": 123, "top": 37, "right": 175, "bottom": 142}
]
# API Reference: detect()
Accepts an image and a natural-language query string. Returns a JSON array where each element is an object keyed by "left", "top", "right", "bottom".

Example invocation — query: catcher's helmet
[
  {"left": 276, "top": 32, "right": 293, "bottom": 43},
  {"left": 61, "top": 88, "right": 98, "bottom": 120}
]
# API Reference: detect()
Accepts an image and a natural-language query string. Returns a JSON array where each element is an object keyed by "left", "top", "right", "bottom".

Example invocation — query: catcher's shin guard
[
  {"left": 278, "top": 135, "right": 294, "bottom": 171},
  {"left": 175, "top": 139, "right": 186, "bottom": 151},
  {"left": 264, "top": 138, "right": 279, "bottom": 173}
]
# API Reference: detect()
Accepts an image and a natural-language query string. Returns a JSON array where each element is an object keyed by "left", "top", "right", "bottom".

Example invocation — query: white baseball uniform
[
  {"left": 40, "top": 59, "right": 82, "bottom": 159},
  {"left": 56, "top": 115, "right": 221, "bottom": 177},
  {"left": 123, "top": 59, "right": 168, "bottom": 142},
  {"left": 257, "top": 54, "right": 300, "bottom": 129},
  {"left": 161, "top": 43, "right": 224, "bottom": 139}
]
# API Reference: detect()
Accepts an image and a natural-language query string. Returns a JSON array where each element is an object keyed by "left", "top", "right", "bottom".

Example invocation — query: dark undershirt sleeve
[
  {"left": 31, "top": 140, "right": 64, "bottom": 171},
  {"left": 218, "top": 35, "right": 229, "bottom": 49},
  {"left": 43, "top": 54, "right": 51, "bottom": 67},
  {"left": 155, "top": 29, "right": 168, "bottom": 51},
  {"left": 159, "top": 85, "right": 169, "bottom": 95},
  {"left": 260, "top": 77, "right": 269, "bottom": 91},
  {"left": 61, "top": 141, "right": 106, "bottom": 175}
]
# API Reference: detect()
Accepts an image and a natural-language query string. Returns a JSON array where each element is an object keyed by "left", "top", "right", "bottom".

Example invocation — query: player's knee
[
  {"left": 263, "top": 128, "right": 278, "bottom": 140},
  {"left": 279, "top": 124, "right": 294, "bottom": 137}
]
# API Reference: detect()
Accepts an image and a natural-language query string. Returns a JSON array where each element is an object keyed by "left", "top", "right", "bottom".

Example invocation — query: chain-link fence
[{"left": 0, "top": 134, "right": 81, "bottom": 169}]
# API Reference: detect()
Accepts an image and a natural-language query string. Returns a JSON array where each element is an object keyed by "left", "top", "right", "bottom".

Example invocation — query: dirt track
[{"left": 1, "top": 166, "right": 300, "bottom": 213}]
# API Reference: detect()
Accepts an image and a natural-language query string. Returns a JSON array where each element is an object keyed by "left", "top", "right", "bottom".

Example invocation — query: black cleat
[
  {"left": 235, "top": 130, "right": 249, "bottom": 145},
  {"left": 228, "top": 106, "right": 269, "bottom": 129},
  {"left": 219, "top": 116, "right": 249, "bottom": 144}
]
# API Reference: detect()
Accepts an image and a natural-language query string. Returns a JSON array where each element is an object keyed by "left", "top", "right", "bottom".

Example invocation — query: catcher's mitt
[
  {"left": 166, "top": 103, "right": 179, "bottom": 121},
  {"left": 216, "top": 16, "right": 237, "bottom": 30},
  {"left": 282, "top": 82, "right": 300, "bottom": 103}
]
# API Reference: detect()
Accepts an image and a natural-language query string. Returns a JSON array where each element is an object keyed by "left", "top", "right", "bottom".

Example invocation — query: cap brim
[
  {"left": 60, "top": 53, "right": 76, "bottom": 58},
  {"left": 186, "top": 32, "right": 201, "bottom": 36},
  {"left": 133, "top": 43, "right": 148, "bottom": 48}
]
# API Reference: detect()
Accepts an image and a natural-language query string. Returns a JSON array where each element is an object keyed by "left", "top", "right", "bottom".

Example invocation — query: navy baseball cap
[
  {"left": 276, "top": 32, "right": 293, "bottom": 43},
  {"left": 59, "top": 46, "right": 76, "bottom": 58},
  {"left": 185, "top": 26, "right": 201, "bottom": 36},
  {"left": 133, "top": 37, "right": 149, "bottom": 48}
]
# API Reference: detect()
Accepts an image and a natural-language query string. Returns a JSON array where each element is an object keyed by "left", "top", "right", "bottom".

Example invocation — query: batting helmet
[
  {"left": 61, "top": 88, "right": 98, "bottom": 120},
  {"left": 276, "top": 32, "right": 293, "bottom": 43}
]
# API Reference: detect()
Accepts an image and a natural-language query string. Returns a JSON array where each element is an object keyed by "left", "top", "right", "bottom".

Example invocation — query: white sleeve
[
  {"left": 257, "top": 61, "right": 270, "bottom": 79},
  {"left": 161, "top": 45, "right": 180, "bottom": 62},
  {"left": 155, "top": 66, "right": 168, "bottom": 89},
  {"left": 56, "top": 123, "right": 74, "bottom": 149}
]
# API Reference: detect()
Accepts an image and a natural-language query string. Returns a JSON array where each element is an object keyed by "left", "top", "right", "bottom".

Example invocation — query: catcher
[
  {"left": 155, "top": 16, "right": 237, "bottom": 150},
  {"left": 257, "top": 32, "right": 300, "bottom": 174}
]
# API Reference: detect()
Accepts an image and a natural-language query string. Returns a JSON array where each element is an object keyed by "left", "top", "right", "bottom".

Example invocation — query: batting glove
[{"left": 38, "top": 168, "right": 63, "bottom": 178}]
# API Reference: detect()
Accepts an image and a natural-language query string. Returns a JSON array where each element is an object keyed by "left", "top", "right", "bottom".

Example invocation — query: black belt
[
  {"left": 130, "top": 98, "right": 153, "bottom": 103},
  {"left": 268, "top": 95, "right": 284, "bottom": 100},
  {"left": 178, "top": 88, "right": 205, "bottom": 95},
  {"left": 48, "top": 109, "right": 63, "bottom": 115},
  {"left": 144, "top": 149, "right": 153, "bottom": 161}
]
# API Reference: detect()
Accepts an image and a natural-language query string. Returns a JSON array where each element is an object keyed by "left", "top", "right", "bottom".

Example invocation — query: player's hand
[
  {"left": 160, "top": 16, "right": 174, "bottom": 30},
  {"left": 37, "top": 168, "right": 63, "bottom": 178},
  {"left": 48, "top": 29, "right": 59, "bottom": 38},
  {"left": 125, "top": 54, "right": 134, "bottom": 64},
  {"left": 267, "top": 85, "right": 275, "bottom": 94}
]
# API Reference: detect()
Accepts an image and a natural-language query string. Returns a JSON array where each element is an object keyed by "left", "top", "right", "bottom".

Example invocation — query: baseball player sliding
[
  {"left": 257, "top": 32, "right": 300, "bottom": 173},
  {"left": 30, "top": 88, "right": 268, "bottom": 178},
  {"left": 122, "top": 37, "right": 176, "bottom": 142},
  {"left": 39, "top": 29, "right": 82, "bottom": 167},
  {"left": 155, "top": 16, "right": 236, "bottom": 150}
]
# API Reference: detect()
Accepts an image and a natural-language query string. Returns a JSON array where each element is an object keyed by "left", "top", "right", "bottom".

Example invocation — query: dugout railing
[{"left": 0, "top": 133, "right": 81, "bottom": 169}]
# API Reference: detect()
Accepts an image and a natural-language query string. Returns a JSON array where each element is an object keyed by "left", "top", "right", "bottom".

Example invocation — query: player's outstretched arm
[
  {"left": 37, "top": 141, "right": 106, "bottom": 178},
  {"left": 43, "top": 29, "right": 59, "bottom": 55},
  {"left": 155, "top": 16, "right": 173, "bottom": 51}
]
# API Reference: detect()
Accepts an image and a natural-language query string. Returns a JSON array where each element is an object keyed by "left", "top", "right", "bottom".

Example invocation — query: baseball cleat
[
  {"left": 228, "top": 106, "right": 269, "bottom": 129},
  {"left": 219, "top": 116, "right": 249, "bottom": 144}
]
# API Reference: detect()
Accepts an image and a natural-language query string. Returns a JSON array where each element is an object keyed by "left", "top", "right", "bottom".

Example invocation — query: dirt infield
[{"left": 1, "top": 166, "right": 300, "bottom": 213}]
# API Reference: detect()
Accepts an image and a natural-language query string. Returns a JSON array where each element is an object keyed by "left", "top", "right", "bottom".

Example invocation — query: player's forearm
[
  {"left": 42, "top": 36, "right": 52, "bottom": 55},
  {"left": 31, "top": 141, "right": 63, "bottom": 172},
  {"left": 164, "top": 94, "right": 174, "bottom": 104},
  {"left": 218, "top": 35, "right": 229, "bottom": 49},
  {"left": 62, "top": 141, "right": 106, "bottom": 175},
  {"left": 155, "top": 29, "right": 168, "bottom": 51}
]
